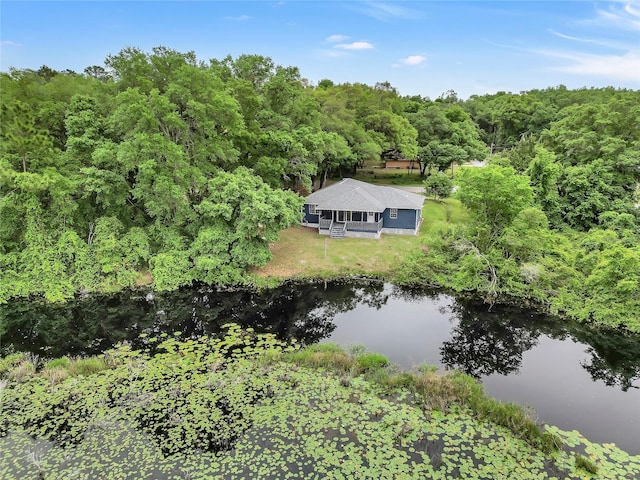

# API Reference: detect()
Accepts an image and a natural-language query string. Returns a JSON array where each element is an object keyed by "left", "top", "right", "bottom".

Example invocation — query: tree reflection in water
[
  {"left": 440, "top": 300, "right": 542, "bottom": 377},
  {"left": 1, "top": 281, "right": 638, "bottom": 392},
  {"left": 0, "top": 280, "right": 387, "bottom": 358},
  {"left": 573, "top": 325, "right": 640, "bottom": 392},
  {"left": 439, "top": 297, "right": 640, "bottom": 391}
]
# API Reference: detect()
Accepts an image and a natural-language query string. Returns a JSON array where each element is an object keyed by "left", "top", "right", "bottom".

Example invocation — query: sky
[{"left": 1, "top": 0, "right": 639, "bottom": 99}]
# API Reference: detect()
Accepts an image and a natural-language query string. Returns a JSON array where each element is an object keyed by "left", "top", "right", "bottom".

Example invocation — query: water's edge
[{"left": 2, "top": 279, "right": 639, "bottom": 453}]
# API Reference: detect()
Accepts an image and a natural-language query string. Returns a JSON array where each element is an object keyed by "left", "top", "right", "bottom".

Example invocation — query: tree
[
  {"left": 423, "top": 172, "right": 453, "bottom": 201},
  {"left": 525, "top": 146, "right": 562, "bottom": 226},
  {"left": 190, "top": 167, "right": 303, "bottom": 284},
  {"left": 0, "top": 101, "right": 57, "bottom": 173},
  {"left": 463, "top": 91, "right": 558, "bottom": 150},
  {"left": 556, "top": 161, "right": 616, "bottom": 230},
  {"left": 584, "top": 244, "right": 640, "bottom": 330},
  {"left": 105, "top": 46, "right": 199, "bottom": 93},
  {"left": 541, "top": 94, "right": 640, "bottom": 230},
  {"left": 314, "top": 81, "right": 416, "bottom": 164},
  {"left": 457, "top": 165, "right": 533, "bottom": 248},
  {"left": 83, "top": 65, "right": 110, "bottom": 81},
  {"left": 407, "top": 103, "right": 486, "bottom": 176},
  {"left": 500, "top": 207, "right": 550, "bottom": 263},
  {"left": 499, "top": 133, "right": 537, "bottom": 173}
]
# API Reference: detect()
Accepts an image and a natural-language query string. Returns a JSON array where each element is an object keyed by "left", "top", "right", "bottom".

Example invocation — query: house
[
  {"left": 383, "top": 159, "right": 418, "bottom": 171},
  {"left": 301, "top": 178, "right": 424, "bottom": 239}
]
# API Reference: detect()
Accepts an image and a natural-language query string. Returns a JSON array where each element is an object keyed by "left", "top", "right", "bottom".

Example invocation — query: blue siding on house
[
  {"left": 382, "top": 208, "right": 418, "bottom": 229},
  {"left": 304, "top": 202, "right": 420, "bottom": 233},
  {"left": 303, "top": 203, "right": 319, "bottom": 223}
]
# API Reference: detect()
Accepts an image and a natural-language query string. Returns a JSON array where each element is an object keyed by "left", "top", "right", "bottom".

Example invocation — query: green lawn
[
  {"left": 351, "top": 168, "right": 425, "bottom": 186},
  {"left": 253, "top": 198, "right": 466, "bottom": 280},
  {"left": 348, "top": 163, "right": 477, "bottom": 187}
]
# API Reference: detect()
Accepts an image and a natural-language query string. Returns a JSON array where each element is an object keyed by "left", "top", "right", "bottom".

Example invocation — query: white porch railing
[
  {"left": 319, "top": 217, "right": 382, "bottom": 233},
  {"left": 346, "top": 219, "right": 383, "bottom": 232}
]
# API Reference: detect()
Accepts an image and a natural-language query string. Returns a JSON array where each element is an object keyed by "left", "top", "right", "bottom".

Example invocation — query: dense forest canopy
[{"left": 1, "top": 46, "right": 639, "bottom": 331}]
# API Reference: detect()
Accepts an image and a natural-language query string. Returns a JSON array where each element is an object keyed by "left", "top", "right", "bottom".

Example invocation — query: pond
[{"left": 2, "top": 280, "right": 639, "bottom": 454}]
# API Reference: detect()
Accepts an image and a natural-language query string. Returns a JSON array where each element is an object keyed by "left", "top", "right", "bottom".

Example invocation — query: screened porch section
[{"left": 318, "top": 210, "right": 383, "bottom": 234}]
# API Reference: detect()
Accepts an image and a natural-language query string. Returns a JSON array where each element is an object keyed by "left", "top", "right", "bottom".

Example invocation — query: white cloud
[
  {"left": 397, "top": 55, "right": 427, "bottom": 66},
  {"left": 625, "top": 1, "right": 640, "bottom": 17},
  {"left": 352, "top": 1, "right": 419, "bottom": 21},
  {"left": 1, "top": 40, "right": 22, "bottom": 47},
  {"left": 583, "top": 0, "right": 640, "bottom": 30},
  {"left": 548, "top": 29, "right": 596, "bottom": 43},
  {"left": 318, "top": 49, "right": 350, "bottom": 59},
  {"left": 547, "top": 30, "right": 630, "bottom": 51},
  {"left": 537, "top": 48, "right": 640, "bottom": 81},
  {"left": 334, "top": 41, "right": 374, "bottom": 51},
  {"left": 596, "top": 8, "right": 640, "bottom": 29},
  {"left": 224, "top": 14, "right": 250, "bottom": 21},
  {"left": 536, "top": 1, "right": 640, "bottom": 83},
  {"left": 326, "top": 34, "right": 349, "bottom": 43}
]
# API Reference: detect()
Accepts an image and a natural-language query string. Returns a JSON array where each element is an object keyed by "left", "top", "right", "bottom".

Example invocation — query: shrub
[
  {"left": 6, "top": 361, "right": 36, "bottom": 382},
  {"left": 424, "top": 172, "right": 453, "bottom": 201},
  {"left": 285, "top": 344, "right": 352, "bottom": 372},
  {"left": 68, "top": 357, "right": 108, "bottom": 376},
  {"left": 575, "top": 453, "right": 598, "bottom": 474},
  {"left": 0, "top": 353, "right": 27, "bottom": 377},
  {"left": 45, "top": 357, "right": 70, "bottom": 370},
  {"left": 355, "top": 353, "right": 389, "bottom": 371},
  {"left": 41, "top": 366, "right": 69, "bottom": 386}
]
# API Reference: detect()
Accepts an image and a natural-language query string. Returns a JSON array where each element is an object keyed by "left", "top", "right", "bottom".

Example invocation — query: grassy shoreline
[{"left": 253, "top": 194, "right": 640, "bottom": 334}]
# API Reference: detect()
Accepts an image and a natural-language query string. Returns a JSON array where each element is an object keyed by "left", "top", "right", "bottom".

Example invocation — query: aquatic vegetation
[
  {"left": 355, "top": 352, "right": 389, "bottom": 371},
  {"left": 575, "top": 453, "right": 598, "bottom": 475},
  {"left": 1, "top": 326, "right": 638, "bottom": 479}
]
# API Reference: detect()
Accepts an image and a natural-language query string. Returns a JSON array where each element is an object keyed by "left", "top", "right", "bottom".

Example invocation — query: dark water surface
[{"left": 2, "top": 280, "right": 639, "bottom": 454}]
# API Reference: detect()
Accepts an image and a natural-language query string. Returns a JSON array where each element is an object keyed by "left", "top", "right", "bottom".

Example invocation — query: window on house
[
  {"left": 309, "top": 204, "right": 317, "bottom": 215},
  {"left": 390, "top": 208, "right": 398, "bottom": 219}
]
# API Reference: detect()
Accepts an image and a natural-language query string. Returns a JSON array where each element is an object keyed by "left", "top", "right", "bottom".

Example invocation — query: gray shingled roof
[{"left": 305, "top": 178, "right": 424, "bottom": 212}]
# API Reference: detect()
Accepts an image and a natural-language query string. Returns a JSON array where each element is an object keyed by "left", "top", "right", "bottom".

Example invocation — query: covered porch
[{"left": 318, "top": 210, "right": 383, "bottom": 238}]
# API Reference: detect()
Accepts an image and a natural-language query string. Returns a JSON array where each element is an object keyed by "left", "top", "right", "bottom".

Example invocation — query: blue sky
[{"left": 2, "top": 1, "right": 639, "bottom": 99}]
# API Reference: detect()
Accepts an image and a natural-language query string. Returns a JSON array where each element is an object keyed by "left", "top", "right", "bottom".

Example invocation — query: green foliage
[
  {"left": 191, "top": 167, "right": 303, "bottom": 284},
  {"left": 525, "top": 146, "right": 562, "bottom": 225},
  {"left": 575, "top": 453, "right": 599, "bottom": 474},
  {"left": 355, "top": 353, "right": 389, "bottom": 371},
  {"left": 398, "top": 187, "right": 640, "bottom": 332},
  {"left": 2, "top": 49, "right": 639, "bottom": 336},
  {"left": 582, "top": 244, "right": 640, "bottom": 330},
  {"left": 457, "top": 165, "right": 533, "bottom": 244},
  {"left": 284, "top": 343, "right": 353, "bottom": 372},
  {"left": 1, "top": 49, "right": 315, "bottom": 300},
  {"left": 541, "top": 95, "right": 640, "bottom": 230},
  {"left": 67, "top": 357, "right": 108, "bottom": 376},
  {"left": 500, "top": 208, "right": 549, "bottom": 263},
  {"left": 464, "top": 88, "right": 640, "bottom": 232},
  {"left": 0, "top": 353, "right": 28, "bottom": 376},
  {"left": 408, "top": 101, "right": 487, "bottom": 176},
  {"left": 423, "top": 172, "right": 453, "bottom": 201},
  {"left": 44, "top": 357, "right": 69, "bottom": 369},
  {"left": 1, "top": 329, "right": 638, "bottom": 479},
  {"left": 148, "top": 250, "right": 193, "bottom": 291}
]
